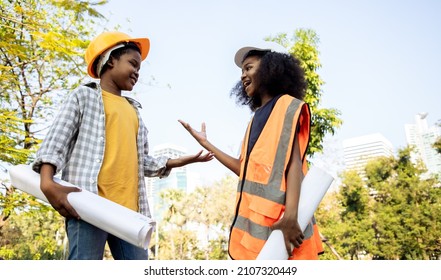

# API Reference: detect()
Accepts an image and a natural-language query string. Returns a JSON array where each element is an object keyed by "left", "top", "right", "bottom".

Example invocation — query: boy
[{"left": 32, "top": 31, "right": 213, "bottom": 260}]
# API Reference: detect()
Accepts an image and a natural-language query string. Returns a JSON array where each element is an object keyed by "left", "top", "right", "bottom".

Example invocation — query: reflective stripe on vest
[{"left": 229, "top": 95, "right": 312, "bottom": 259}]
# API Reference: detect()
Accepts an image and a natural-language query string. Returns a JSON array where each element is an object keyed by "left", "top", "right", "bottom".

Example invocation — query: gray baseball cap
[{"left": 234, "top": 41, "right": 289, "bottom": 67}]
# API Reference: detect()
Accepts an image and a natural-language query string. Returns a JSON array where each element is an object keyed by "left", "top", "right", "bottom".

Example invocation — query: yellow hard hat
[{"left": 85, "top": 31, "right": 150, "bottom": 78}]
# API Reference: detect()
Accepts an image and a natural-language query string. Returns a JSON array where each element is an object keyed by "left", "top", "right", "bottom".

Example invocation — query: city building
[
  {"left": 343, "top": 133, "right": 395, "bottom": 177},
  {"left": 404, "top": 113, "right": 441, "bottom": 177},
  {"left": 146, "top": 143, "right": 203, "bottom": 220}
]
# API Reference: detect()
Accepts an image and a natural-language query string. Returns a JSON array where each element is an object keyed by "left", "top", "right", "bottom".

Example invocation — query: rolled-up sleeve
[{"left": 143, "top": 155, "right": 171, "bottom": 178}]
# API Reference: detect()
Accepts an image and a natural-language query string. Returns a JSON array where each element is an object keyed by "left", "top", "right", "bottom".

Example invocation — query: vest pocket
[
  {"left": 247, "top": 160, "right": 272, "bottom": 185},
  {"left": 249, "top": 199, "right": 283, "bottom": 220}
]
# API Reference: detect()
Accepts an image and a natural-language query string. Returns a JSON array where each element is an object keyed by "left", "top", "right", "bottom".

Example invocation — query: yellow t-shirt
[{"left": 98, "top": 90, "right": 139, "bottom": 211}]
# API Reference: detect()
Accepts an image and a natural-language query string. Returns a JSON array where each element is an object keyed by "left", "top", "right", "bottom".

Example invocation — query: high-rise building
[
  {"left": 405, "top": 113, "right": 441, "bottom": 177},
  {"left": 146, "top": 143, "right": 188, "bottom": 220},
  {"left": 145, "top": 143, "right": 203, "bottom": 220},
  {"left": 343, "top": 133, "right": 395, "bottom": 177}
]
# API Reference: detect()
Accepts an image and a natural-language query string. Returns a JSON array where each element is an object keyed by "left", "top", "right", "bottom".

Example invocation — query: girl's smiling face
[{"left": 241, "top": 55, "right": 262, "bottom": 98}]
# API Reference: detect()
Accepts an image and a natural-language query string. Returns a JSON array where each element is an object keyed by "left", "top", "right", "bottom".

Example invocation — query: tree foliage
[
  {"left": 0, "top": 0, "right": 107, "bottom": 151},
  {"left": 335, "top": 170, "right": 375, "bottom": 259},
  {"left": 367, "top": 148, "right": 441, "bottom": 259},
  {"left": 0, "top": 194, "right": 66, "bottom": 260},
  {"left": 152, "top": 176, "right": 236, "bottom": 260},
  {"left": 313, "top": 189, "right": 343, "bottom": 260},
  {"left": 0, "top": 110, "right": 32, "bottom": 165},
  {"left": 267, "top": 29, "right": 343, "bottom": 156},
  {"left": 316, "top": 147, "right": 441, "bottom": 260}
]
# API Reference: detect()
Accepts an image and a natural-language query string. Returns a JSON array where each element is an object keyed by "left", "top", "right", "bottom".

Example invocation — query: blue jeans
[{"left": 66, "top": 218, "right": 148, "bottom": 260}]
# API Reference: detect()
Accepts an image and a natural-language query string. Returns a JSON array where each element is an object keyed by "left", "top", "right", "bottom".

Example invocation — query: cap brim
[
  {"left": 234, "top": 42, "right": 289, "bottom": 68},
  {"left": 234, "top": 46, "right": 271, "bottom": 67}
]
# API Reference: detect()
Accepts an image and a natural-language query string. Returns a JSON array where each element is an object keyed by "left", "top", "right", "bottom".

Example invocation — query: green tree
[
  {"left": 155, "top": 188, "right": 198, "bottom": 260},
  {"left": 153, "top": 175, "right": 237, "bottom": 260},
  {"left": 183, "top": 175, "right": 236, "bottom": 260},
  {"left": 155, "top": 226, "right": 200, "bottom": 260},
  {"left": 150, "top": 176, "right": 237, "bottom": 260},
  {"left": 267, "top": 29, "right": 343, "bottom": 156},
  {"left": 314, "top": 189, "right": 343, "bottom": 260},
  {"left": 367, "top": 148, "right": 441, "bottom": 260},
  {"left": 0, "top": 110, "right": 32, "bottom": 165},
  {"left": 0, "top": 197, "right": 66, "bottom": 260},
  {"left": 0, "top": 0, "right": 107, "bottom": 151},
  {"left": 337, "top": 170, "right": 375, "bottom": 259},
  {"left": 318, "top": 148, "right": 441, "bottom": 260}
]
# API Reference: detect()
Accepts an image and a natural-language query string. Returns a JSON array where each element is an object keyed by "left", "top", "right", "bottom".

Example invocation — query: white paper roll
[
  {"left": 8, "top": 164, "right": 155, "bottom": 249},
  {"left": 256, "top": 229, "right": 289, "bottom": 260},
  {"left": 256, "top": 165, "right": 334, "bottom": 260}
]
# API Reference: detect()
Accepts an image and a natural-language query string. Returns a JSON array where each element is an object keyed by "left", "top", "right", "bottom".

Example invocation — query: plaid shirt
[{"left": 32, "top": 82, "right": 170, "bottom": 217}]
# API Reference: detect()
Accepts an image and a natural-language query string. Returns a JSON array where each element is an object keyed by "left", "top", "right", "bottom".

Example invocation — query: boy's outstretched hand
[{"left": 182, "top": 150, "right": 215, "bottom": 164}]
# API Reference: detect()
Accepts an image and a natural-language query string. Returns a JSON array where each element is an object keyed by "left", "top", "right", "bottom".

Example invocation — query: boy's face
[
  {"left": 240, "top": 55, "right": 261, "bottom": 98},
  {"left": 108, "top": 49, "right": 142, "bottom": 92}
]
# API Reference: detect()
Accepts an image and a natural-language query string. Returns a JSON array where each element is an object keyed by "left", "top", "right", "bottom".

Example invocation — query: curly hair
[{"left": 230, "top": 50, "right": 307, "bottom": 111}]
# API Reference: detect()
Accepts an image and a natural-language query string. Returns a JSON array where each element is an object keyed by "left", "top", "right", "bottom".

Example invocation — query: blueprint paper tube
[
  {"left": 256, "top": 229, "right": 289, "bottom": 260},
  {"left": 256, "top": 165, "right": 334, "bottom": 260},
  {"left": 8, "top": 164, "right": 155, "bottom": 249}
]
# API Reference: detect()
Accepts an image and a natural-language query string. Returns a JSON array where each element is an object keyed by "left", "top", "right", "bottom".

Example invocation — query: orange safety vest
[{"left": 228, "top": 94, "right": 324, "bottom": 260}]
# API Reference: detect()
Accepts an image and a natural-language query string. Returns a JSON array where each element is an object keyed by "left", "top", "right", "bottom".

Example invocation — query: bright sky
[{"left": 95, "top": 0, "right": 441, "bottom": 184}]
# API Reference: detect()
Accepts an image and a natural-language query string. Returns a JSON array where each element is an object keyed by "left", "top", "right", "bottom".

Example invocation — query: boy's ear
[{"left": 106, "top": 56, "right": 116, "bottom": 69}]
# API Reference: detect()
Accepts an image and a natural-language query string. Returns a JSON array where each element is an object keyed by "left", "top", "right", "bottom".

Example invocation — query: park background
[{"left": 0, "top": 0, "right": 440, "bottom": 262}]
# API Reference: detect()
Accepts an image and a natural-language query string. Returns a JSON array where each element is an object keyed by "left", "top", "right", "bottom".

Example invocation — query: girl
[{"left": 179, "top": 42, "right": 323, "bottom": 260}]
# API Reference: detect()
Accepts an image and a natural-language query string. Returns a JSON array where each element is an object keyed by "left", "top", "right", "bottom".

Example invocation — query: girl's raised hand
[{"left": 178, "top": 120, "right": 208, "bottom": 145}]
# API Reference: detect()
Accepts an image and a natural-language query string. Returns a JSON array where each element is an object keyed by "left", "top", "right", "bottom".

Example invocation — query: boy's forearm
[
  {"left": 165, "top": 150, "right": 214, "bottom": 170},
  {"left": 40, "top": 163, "right": 56, "bottom": 189},
  {"left": 165, "top": 158, "right": 180, "bottom": 169}
]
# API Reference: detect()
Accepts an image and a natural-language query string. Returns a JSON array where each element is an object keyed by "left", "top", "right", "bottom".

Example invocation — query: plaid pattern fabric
[{"left": 32, "top": 83, "right": 169, "bottom": 217}]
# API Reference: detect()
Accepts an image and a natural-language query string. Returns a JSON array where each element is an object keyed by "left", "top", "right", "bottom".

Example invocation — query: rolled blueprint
[
  {"left": 256, "top": 229, "right": 288, "bottom": 260},
  {"left": 8, "top": 164, "right": 155, "bottom": 249},
  {"left": 256, "top": 165, "right": 334, "bottom": 260}
]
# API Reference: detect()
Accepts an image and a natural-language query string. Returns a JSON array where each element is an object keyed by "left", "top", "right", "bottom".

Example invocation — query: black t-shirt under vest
[{"left": 247, "top": 94, "right": 283, "bottom": 156}]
